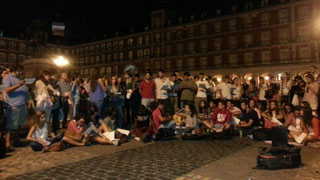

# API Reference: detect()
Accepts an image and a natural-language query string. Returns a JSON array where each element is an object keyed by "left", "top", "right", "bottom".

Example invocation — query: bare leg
[
  {"left": 91, "top": 136, "right": 112, "bottom": 145},
  {"left": 62, "top": 136, "right": 85, "bottom": 146},
  {"left": 98, "top": 122, "right": 111, "bottom": 133},
  {"left": 5, "top": 131, "right": 11, "bottom": 148},
  {"left": 202, "top": 120, "right": 213, "bottom": 129}
]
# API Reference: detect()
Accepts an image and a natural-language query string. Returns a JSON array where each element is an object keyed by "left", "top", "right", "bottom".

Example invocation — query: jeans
[
  {"left": 62, "top": 100, "right": 69, "bottom": 126},
  {"left": 51, "top": 107, "right": 61, "bottom": 135},
  {"left": 159, "top": 120, "right": 176, "bottom": 129},
  {"left": 90, "top": 100, "right": 105, "bottom": 121},
  {"left": 6, "top": 104, "right": 27, "bottom": 130},
  {"left": 30, "top": 142, "right": 43, "bottom": 151},
  {"left": 68, "top": 103, "right": 79, "bottom": 120}
]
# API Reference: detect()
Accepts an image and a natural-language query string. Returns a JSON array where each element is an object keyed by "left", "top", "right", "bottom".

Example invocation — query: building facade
[{"left": 1, "top": 0, "right": 320, "bottom": 78}]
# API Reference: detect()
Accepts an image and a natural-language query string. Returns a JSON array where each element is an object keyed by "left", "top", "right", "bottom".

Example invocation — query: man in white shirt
[
  {"left": 195, "top": 73, "right": 211, "bottom": 112},
  {"left": 258, "top": 77, "right": 268, "bottom": 111},
  {"left": 154, "top": 70, "right": 172, "bottom": 114},
  {"left": 217, "top": 75, "right": 232, "bottom": 100}
]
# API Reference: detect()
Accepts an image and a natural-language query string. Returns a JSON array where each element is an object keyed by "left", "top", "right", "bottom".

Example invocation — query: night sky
[{"left": 0, "top": 0, "right": 243, "bottom": 42}]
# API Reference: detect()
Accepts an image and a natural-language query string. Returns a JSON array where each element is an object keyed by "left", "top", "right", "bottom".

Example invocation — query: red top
[
  {"left": 67, "top": 120, "right": 87, "bottom": 133},
  {"left": 152, "top": 107, "right": 162, "bottom": 133},
  {"left": 312, "top": 117, "right": 320, "bottom": 138},
  {"left": 211, "top": 108, "right": 232, "bottom": 125},
  {"left": 139, "top": 80, "right": 156, "bottom": 99}
]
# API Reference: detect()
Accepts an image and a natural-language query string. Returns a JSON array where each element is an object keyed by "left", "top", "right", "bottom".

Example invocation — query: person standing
[
  {"left": 35, "top": 70, "right": 55, "bottom": 123},
  {"left": 139, "top": 72, "right": 156, "bottom": 109},
  {"left": 217, "top": 75, "right": 232, "bottom": 101},
  {"left": 88, "top": 69, "right": 107, "bottom": 122},
  {"left": 124, "top": 72, "right": 134, "bottom": 128},
  {"left": 57, "top": 72, "right": 71, "bottom": 128},
  {"left": 178, "top": 72, "right": 197, "bottom": 107},
  {"left": 2, "top": 65, "right": 28, "bottom": 149},
  {"left": 169, "top": 73, "right": 179, "bottom": 113},
  {"left": 303, "top": 73, "right": 318, "bottom": 116},
  {"left": 195, "top": 73, "right": 211, "bottom": 113},
  {"left": 154, "top": 70, "right": 172, "bottom": 114}
]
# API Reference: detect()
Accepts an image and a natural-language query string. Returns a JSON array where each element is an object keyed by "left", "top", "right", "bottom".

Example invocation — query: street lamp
[{"left": 53, "top": 56, "right": 69, "bottom": 67}]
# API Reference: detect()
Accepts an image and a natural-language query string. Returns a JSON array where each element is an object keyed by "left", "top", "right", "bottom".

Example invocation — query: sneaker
[
  {"left": 112, "top": 139, "right": 120, "bottom": 146},
  {"left": 134, "top": 137, "right": 141, "bottom": 141}
]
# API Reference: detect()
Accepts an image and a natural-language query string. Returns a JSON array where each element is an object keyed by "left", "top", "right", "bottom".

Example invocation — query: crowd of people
[{"left": 1, "top": 64, "right": 320, "bottom": 153}]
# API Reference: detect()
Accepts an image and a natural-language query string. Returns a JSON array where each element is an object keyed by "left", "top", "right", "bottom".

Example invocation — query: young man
[
  {"left": 235, "top": 101, "right": 260, "bottom": 136},
  {"left": 195, "top": 73, "right": 211, "bottom": 112},
  {"left": 57, "top": 72, "right": 71, "bottom": 128},
  {"left": 217, "top": 75, "right": 232, "bottom": 101},
  {"left": 169, "top": 73, "right": 179, "bottom": 113},
  {"left": 178, "top": 72, "right": 197, "bottom": 107},
  {"left": 203, "top": 101, "right": 232, "bottom": 132},
  {"left": 154, "top": 70, "right": 172, "bottom": 114},
  {"left": 152, "top": 102, "right": 175, "bottom": 134},
  {"left": 139, "top": 72, "right": 156, "bottom": 109},
  {"left": 124, "top": 72, "right": 134, "bottom": 127},
  {"left": 2, "top": 65, "right": 28, "bottom": 149}
]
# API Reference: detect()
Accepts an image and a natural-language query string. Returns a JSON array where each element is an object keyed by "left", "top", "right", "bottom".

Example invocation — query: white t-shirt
[
  {"left": 232, "top": 84, "right": 242, "bottom": 99},
  {"left": 217, "top": 82, "right": 232, "bottom": 99},
  {"left": 196, "top": 80, "right": 210, "bottom": 98},
  {"left": 155, "top": 77, "right": 171, "bottom": 100},
  {"left": 259, "top": 83, "right": 268, "bottom": 101}
]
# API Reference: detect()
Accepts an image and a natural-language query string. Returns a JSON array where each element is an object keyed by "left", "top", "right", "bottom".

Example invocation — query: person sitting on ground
[
  {"left": 203, "top": 100, "right": 216, "bottom": 121},
  {"left": 262, "top": 100, "right": 284, "bottom": 129},
  {"left": 300, "top": 104, "right": 320, "bottom": 145},
  {"left": 202, "top": 101, "right": 232, "bottom": 132},
  {"left": 63, "top": 114, "right": 119, "bottom": 146},
  {"left": 226, "top": 100, "right": 241, "bottom": 124},
  {"left": 152, "top": 102, "right": 176, "bottom": 134},
  {"left": 282, "top": 103, "right": 296, "bottom": 128},
  {"left": 27, "top": 111, "right": 63, "bottom": 152},
  {"left": 175, "top": 103, "right": 198, "bottom": 133},
  {"left": 286, "top": 106, "right": 305, "bottom": 141},
  {"left": 134, "top": 105, "right": 153, "bottom": 140},
  {"left": 197, "top": 100, "right": 207, "bottom": 121},
  {"left": 235, "top": 101, "right": 260, "bottom": 136}
]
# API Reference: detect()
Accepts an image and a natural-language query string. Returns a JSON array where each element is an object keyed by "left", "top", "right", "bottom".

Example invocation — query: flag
[{"left": 52, "top": 22, "right": 65, "bottom": 37}]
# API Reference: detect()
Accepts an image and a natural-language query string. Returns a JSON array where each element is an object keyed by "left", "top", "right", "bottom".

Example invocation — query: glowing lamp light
[
  {"left": 53, "top": 56, "right": 69, "bottom": 67},
  {"left": 264, "top": 76, "right": 270, "bottom": 80},
  {"left": 278, "top": 73, "right": 282, "bottom": 80},
  {"left": 217, "top": 77, "right": 222, "bottom": 82},
  {"left": 248, "top": 76, "right": 252, "bottom": 80}
]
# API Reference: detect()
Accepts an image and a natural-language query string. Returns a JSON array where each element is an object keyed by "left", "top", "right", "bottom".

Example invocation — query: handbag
[{"left": 36, "top": 92, "right": 53, "bottom": 110}]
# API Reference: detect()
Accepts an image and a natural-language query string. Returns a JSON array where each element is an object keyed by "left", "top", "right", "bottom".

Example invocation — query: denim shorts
[{"left": 6, "top": 104, "right": 27, "bottom": 130}]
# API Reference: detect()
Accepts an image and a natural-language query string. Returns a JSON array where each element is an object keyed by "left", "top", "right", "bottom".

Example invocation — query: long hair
[
  {"left": 268, "top": 100, "right": 279, "bottom": 117},
  {"left": 39, "top": 70, "right": 51, "bottom": 85},
  {"left": 89, "top": 69, "right": 99, "bottom": 93},
  {"left": 301, "top": 106, "right": 313, "bottom": 128},
  {"left": 32, "top": 110, "right": 45, "bottom": 127}
]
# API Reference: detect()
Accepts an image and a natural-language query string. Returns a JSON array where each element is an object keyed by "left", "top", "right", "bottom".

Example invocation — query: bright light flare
[
  {"left": 53, "top": 56, "right": 69, "bottom": 67},
  {"left": 217, "top": 77, "right": 222, "bottom": 82},
  {"left": 264, "top": 76, "right": 270, "bottom": 80}
]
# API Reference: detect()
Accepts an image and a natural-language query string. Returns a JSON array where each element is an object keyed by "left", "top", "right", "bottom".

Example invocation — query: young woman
[
  {"left": 203, "top": 100, "right": 216, "bottom": 121},
  {"left": 301, "top": 104, "right": 320, "bottom": 144},
  {"left": 35, "top": 70, "right": 55, "bottom": 122},
  {"left": 68, "top": 74, "right": 81, "bottom": 119},
  {"left": 88, "top": 69, "right": 107, "bottom": 121},
  {"left": 303, "top": 73, "right": 319, "bottom": 116},
  {"left": 27, "top": 111, "right": 63, "bottom": 151},
  {"left": 197, "top": 100, "right": 207, "bottom": 121},
  {"left": 133, "top": 105, "right": 153, "bottom": 140},
  {"left": 63, "top": 114, "right": 118, "bottom": 146},
  {"left": 175, "top": 104, "right": 198, "bottom": 133},
  {"left": 108, "top": 76, "right": 124, "bottom": 129},
  {"left": 246, "top": 79, "right": 259, "bottom": 102},
  {"left": 282, "top": 103, "right": 295, "bottom": 128},
  {"left": 280, "top": 72, "right": 292, "bottom": 104},
  {"left": 287, "top": 106, "right": 305, "bottom": 141},
  {"left": 231, "top": 77, "right": 243, "bottom": 107},
  {"left": 262, "top": 100, "right": 284, "bottom": 129}
]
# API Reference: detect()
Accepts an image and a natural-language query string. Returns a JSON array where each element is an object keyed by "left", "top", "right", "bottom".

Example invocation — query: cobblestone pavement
[
  {"left": 176, "top": 142, "right": 320, "bottom": 180},
  {"left": 4, "top": 138, "right": 249, "bottom": 180}
]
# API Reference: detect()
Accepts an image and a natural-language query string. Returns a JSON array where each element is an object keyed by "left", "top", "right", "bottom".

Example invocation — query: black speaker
[{"left": 271, "top": 127, "right": 288, "bottom": 147}]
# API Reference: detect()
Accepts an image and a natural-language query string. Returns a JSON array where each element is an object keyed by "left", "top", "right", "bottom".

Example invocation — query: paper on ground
[
  {"left": 288, "top": 125, "right": 299, "bottom": 132},
  {"left": 234, "top": 117, "right": 240, "bottom": 125},
  {"left": 117, "top": 128, "right": 130, "bottom": 136},
  {"left": 103, "top": 131, "right": 115, "bottom": 141},
  {"left": 294, "top": 133, "right": 307, "bottom": 144}
]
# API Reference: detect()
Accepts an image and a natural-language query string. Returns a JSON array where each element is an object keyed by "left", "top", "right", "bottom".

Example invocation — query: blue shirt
[{"left": 2, "top": 75, "right": 28, "bottom": 107}]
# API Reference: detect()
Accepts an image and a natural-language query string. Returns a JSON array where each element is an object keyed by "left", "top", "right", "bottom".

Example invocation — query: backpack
[{"left": 256, "top": 145, "right": 301, "bottom": 170}]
